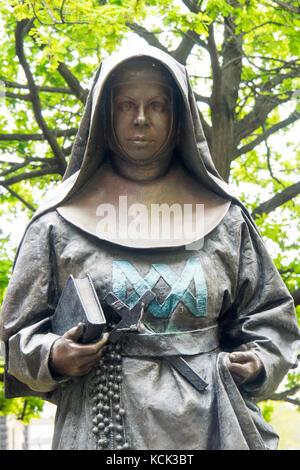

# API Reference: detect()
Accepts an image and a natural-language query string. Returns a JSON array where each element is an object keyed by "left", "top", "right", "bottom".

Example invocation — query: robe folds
[{"left": 1, "top": 203, "right": 299, "bottom": 450}]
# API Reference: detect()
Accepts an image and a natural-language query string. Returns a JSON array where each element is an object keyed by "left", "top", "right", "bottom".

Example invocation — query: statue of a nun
[{"left": 1, "top": 47, "right": 299, "bottom": 450}]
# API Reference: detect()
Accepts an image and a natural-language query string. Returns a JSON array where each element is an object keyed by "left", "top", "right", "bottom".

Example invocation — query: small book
[{"left": 51, "top": 274, "right": 106, "bottom": 343}]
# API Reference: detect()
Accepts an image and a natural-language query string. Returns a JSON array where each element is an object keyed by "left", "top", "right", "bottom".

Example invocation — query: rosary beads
[{"left": 91, "top": 340, "right": 130, "bottom": 450}]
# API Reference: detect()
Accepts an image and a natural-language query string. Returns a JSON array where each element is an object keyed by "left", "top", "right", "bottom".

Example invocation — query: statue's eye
[
  {"left": 119, "top": 101, "right": 135, "bottom": 111},
  {"left": 150, "top": 101, "right": 165, "bottom": 112}
]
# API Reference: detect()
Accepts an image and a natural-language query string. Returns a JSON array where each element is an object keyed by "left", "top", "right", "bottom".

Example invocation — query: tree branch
[
  {"left": 194, "top": 92, "right": 211, "bottom": 105},
  {"left": 0, "top": 166, "right": 61, "bottom": 186},
  {"left": 272, "top": 0, "right": 300, "bottom": 14},
  {"left": 128, "top": 20, "right": 202, "bottom": 67},
  {"left": 173, "top": 33, "right": 197, "bottom": 65},
  {"left": 181, "top": 0, "right": 201, "bottom": 14},
  {"left": 4, "top": 91, "right": 31, "bottom": 101},
  {"left": 221, "top": 15, "right": 243, "bottom": 114},
  {"left": 15, "top": 20, "right": 67, "bottom": 174},
  {"left": 234, "top": 111, "right": 300, "bottom": 158},
  {"left": 1, "top": 79, "right": 74, "bottom": 95},
  {"left": 0, "top": 128, "right": 77, "bottom": 142},
  {"left": 269, "top": 385, "right": 300, "bottom": 403},
  {"left": 18, "top": 21, "right": 88, "bottom": 105},
  {"left": 0, "top": 162, "right": 28, "bottom": 178},
  {"left": 244, "top": 56, "right": 300, "bottom": 75},
  {"left": 126, "top": 22, "right": 169, "bottom": 54},
  {"left": 234, "top": 93, "right": 293, "bottom": 144},
  {"left": 262, "top": 123, "right": 286, "bottom": 188},
  {"left": 207, "top": 24, "right": 222, "bottom": 90},
  {"left": 31, "top": 0, "right": 89, "bottom": 26},
  {"left": 252, "top": 181, "right": 300, "bottom": 218},
  {"left": 178, "top": 29, "right": 209, "bottom": 51},
  {"left": 57, "top": 62, "right": 88, "bottom": 104},
  {"left": 270, "top": 396, "right": 300, "bottom": 406},
  {"left": 3, "top": 186, "right": 36, "bottom": 212},
  {"left": 242, "top": 20, "right": 287, "bottom": 35},
  {"left": 18, "top": 400, "right": 28, "bottom": 421},
  {"left": 260, "top": 69, "right": 300, "bottom": 94},
  {"left": 234, "top": 60, "right": 300, "bottom": 144}
]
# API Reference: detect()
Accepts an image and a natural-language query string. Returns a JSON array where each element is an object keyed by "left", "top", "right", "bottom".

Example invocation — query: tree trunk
[
  {"left": 206, "top": 16, "right": 243, "bottom": 182},
  {"left": 210, "top": 103, "right": 235, "bottom": 182}
]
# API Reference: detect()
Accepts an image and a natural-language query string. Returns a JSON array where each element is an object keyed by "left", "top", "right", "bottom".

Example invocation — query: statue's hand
[
  {"left": 227, "top": 351, "right": 264, "bottom": 385},
  {"left": 49, "top": 323, "right": 109, "bottom": 377}
]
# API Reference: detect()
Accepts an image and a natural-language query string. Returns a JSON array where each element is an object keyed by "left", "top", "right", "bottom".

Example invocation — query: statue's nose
[{"left": 134, "top": 105, "right": 149, "bottom": 127}]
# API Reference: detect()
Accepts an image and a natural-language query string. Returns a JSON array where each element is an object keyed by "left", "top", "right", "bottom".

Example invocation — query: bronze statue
[{"left": 0, "top": 47, "right": 299, "bottom": 450}]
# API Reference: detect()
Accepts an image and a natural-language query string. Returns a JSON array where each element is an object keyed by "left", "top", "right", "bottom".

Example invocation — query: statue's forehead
[
  {"left": 109, "top": 59, "right": 174, "bottom": 88},
  {"left": 112, "top": 81, "right": 172, "bottom": 99}
]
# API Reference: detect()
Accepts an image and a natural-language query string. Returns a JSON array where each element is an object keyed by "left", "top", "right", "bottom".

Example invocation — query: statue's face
[{"left": 112, "top": 81, "right": 172, "bottom": 164}]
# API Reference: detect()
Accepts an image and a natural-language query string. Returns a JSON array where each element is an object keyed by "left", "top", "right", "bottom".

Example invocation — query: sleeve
[
  {"left": 219, "top": 208, "right": 300, "bottom": 401},
  {"left": 0, "top": 214, "right": 64, "bottom": 396}
]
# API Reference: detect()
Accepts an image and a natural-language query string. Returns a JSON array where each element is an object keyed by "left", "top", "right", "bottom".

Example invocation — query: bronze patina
[{"left": 0, "top": 48, "right": 299, "bottom": 451}]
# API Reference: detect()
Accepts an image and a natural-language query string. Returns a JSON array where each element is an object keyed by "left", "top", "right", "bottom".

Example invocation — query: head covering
[
  {"left": 23, "top": 46, "right": 259, "bottom": 237},
  {"left": 31, "top": 47, "right": 232, "bottom": 217}
]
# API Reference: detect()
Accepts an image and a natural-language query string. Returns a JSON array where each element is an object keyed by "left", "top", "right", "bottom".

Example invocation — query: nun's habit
[{"left": 0, "top": 46, "right": 299, "bottom": 450}]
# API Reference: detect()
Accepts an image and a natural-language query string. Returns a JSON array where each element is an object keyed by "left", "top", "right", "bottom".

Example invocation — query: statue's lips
[{"left": 128, "top": 137, "right": 154, "bottom": 144}]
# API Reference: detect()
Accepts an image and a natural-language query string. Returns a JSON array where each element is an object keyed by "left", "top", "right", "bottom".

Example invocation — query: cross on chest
[{"left": 103, "top": 290, "right": 155, "bottom": 344}]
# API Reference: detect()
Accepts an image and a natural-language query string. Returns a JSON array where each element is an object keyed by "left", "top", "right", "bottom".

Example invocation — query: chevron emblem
[{"left": 112, "top": 258, "right": 207, "bottom": 318}]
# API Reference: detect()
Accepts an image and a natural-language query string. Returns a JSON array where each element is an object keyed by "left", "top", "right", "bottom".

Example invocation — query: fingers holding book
[{"left": 49, "top": 323, "right": 109, "bottom": 377}]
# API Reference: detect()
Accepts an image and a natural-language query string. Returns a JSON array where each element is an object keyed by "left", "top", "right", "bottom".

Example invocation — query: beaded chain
[{"left": 91, "top": 339, "right": 130, "bottom": 450}]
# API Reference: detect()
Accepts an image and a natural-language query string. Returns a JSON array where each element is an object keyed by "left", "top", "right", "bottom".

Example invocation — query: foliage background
[{"left": 0, "top": 0, "right": 299, "bottom": 443}]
